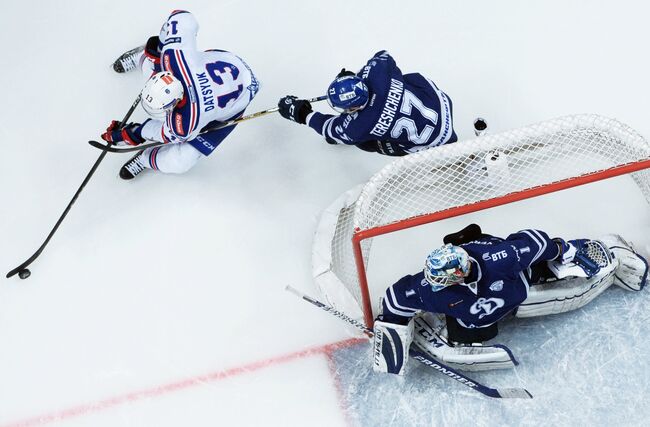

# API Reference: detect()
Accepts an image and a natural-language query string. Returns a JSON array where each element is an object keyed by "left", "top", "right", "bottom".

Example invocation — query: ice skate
[
  {"left": 112, "top": 45, "right": 144, "bottom": 73},
  {"left": 119, "top": 151, "right": 147, "bottom": 180}
]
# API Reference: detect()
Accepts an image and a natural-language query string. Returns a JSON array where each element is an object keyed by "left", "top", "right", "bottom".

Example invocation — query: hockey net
[{"left": 312, "top": 114, "right": 650, "bottom": 327}]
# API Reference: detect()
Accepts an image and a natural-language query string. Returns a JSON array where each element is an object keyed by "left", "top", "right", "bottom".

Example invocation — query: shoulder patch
[{"left": 489, "top": 280, "right": 504, "bottom": 292}]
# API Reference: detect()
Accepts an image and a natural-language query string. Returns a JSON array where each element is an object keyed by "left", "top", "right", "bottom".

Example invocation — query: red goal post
[{"left": 312, "top": 114, "right": 650, "bottom": 328}]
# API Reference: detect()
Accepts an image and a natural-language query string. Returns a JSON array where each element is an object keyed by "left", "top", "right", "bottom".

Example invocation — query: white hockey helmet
[
  {"left": 423, "top": 244, "right": 470, "bottom": 292},
  {"left": 141, "top": 71, "right": 184, "bottom": 119}
]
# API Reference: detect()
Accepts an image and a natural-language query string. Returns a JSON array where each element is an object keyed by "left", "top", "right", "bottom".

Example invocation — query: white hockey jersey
[{"left": 140, "top": 10, "right": 259, "bottom": 147}]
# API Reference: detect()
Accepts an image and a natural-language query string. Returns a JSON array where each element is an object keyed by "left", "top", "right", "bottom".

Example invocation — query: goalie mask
[
  {"left": 141, "top": 71, "right": 184, "bottom": 120},
  {"left": 327, "top": 75, "right": 369, "bottom": 113},
  {"left": 424, "top": 244, "right": 470, "bottom": 292}
]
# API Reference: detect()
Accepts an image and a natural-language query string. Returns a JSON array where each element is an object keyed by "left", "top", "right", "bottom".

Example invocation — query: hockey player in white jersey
[
  {"left": 372, "top": 224, "right": 648, "bottom": 375},
  {"left": 105, "top": 10, "right": 260, "bottom": 179}
]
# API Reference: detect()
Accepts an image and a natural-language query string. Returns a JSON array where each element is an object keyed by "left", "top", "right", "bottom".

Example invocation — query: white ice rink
[{"left": 1, "top": 1, "right": 650, "bottom": 426}]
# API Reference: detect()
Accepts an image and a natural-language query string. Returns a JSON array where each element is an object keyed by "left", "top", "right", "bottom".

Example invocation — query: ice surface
[
  {"left": 0, "top": 0, "right": 649, "bottom": 426},
  {"left": 332, "top": 284, "right": 650, "bottom": 426}
]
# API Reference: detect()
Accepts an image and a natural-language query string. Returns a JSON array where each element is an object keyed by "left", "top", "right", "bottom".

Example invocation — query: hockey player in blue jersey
[
  {"left": 105, "top": 10, "right": 259, "bottom": 179},
  {"left": 277, "top": 51, "right": 457, "bottom": 156},
  {"left": 371, "top": 225, "right": 648, "bottom": 375}
]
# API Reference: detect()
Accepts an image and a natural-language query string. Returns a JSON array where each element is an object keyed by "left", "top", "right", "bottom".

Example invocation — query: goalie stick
[
  {"left": 285, "top": 285, "right": 532, "bottom": 399},
  {"left": 6, "top": 94, "right": 142, "bottom": 280},
  {"left": 88, "top": 95, "right": 328, "bottom": 153}
]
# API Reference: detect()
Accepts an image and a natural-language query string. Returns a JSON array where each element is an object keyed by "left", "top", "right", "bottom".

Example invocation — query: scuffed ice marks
[{"left": 328, "top": 287, "right": 650, "bottom": 427}]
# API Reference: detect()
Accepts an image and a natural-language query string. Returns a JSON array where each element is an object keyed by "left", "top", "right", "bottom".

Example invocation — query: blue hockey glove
[
  {"left": 278, "top": 96, "right": 312, "bottom": 124},
  {"left": 554, "top": 238, "right": 578, "bottom": 264},
  {"left": 555, "top": 238, "right": 593, "bottom": 264},
  {"left": 101, "top": 120, "right": 146, "bottom": 146}
]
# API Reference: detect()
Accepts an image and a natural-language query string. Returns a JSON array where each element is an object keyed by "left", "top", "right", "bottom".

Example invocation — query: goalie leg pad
[
  {"left": 600, "top": 234, "right": 648, "bottom": 292},
  {"left": 373, "top": 319, "right": 413, "bottom": 375},
  {"left": 412, "top": 313, "right": 517, "bottom": 372},
  {"left": 517, "top": 262, "right": 616, "bottom": 317}
]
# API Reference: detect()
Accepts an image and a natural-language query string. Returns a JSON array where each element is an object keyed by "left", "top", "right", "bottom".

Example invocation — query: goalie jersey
[
  {"left": 307, "top": 51, "right": 457, "bottom": 153},
  {"left": 140, "top": 10, "right": 260, "bottom": 155},
  {"left": 381, "top": 229, "right": 561, "bottom": 329}
]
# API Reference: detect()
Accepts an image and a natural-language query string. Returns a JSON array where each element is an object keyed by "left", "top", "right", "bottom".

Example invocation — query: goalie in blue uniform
[
  {"left": 277, "top": 51, "right": 457, "bottom": 156},
  {"left": 372, "top": 224, "right": 648, "bottom": 375}
]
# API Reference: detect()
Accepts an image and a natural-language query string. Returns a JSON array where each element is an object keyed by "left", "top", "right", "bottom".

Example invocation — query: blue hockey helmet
[
  {"left": 423, "top": 244, "right": 470, "bottom": 292},
  {"left": 327, "top": 75, "right": 369, "bottom": 113}
]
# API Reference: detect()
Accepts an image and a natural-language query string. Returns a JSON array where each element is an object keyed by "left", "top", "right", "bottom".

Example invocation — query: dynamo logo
[{"left": 470, "top": 297, "right": 505, "bottom": 319}]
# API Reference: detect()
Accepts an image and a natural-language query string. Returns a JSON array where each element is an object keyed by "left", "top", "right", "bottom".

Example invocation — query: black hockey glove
[
  {"left": 145, "top": 35, "right": 162, "bottom": 62},
  {"left": 145, "top": 35, "right": 160, "bottom": 54},
  {"left": 336, "top": 68, "right": 356, "bottom": 78},
  {"left": 278, "top": 96, "right": 312, "bottom": 125}
]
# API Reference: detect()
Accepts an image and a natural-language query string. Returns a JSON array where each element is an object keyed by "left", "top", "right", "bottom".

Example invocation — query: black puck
[
  {"left": 18, "top": 269, "right": 31, "bottom": 280},
  {"left": 473, "top": 117, "right": 488, "bottom": 136}
]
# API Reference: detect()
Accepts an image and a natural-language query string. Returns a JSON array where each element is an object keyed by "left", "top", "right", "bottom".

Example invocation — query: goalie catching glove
[
  {"left": 518, "top": 237, "right": 648, "bottom": 317},
  {"left": 548, "top": 238, "right": 606, "bottom": 278}
]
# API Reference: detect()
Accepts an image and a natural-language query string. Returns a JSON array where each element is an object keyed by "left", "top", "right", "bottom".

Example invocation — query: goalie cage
[{"left": 312, "top": 114, "right": 650, "bottom": 328}]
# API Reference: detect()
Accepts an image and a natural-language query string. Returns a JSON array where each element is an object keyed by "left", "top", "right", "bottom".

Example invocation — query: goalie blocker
[
  {"left": 373, "top": 319, "right": 413, "bottom": 375},
  {"left": 374, "top": 225, "right": 648, "bottom": 374}
]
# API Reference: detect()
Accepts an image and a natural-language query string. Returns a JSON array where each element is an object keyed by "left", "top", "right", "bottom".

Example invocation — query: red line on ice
[
  {"left": 1, "top": 338, "right": 365, "bottom": 427},
  {"left": 325, "top": 346, "right": 361, "bottom": 427}
]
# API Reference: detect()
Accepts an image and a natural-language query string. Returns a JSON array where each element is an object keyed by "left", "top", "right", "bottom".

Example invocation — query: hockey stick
[
  {"left": 285, "top": 285, "right": 532, "bottom": 399},
  {"left": 88, "top": 95, "right": 328, "bottom": 153},
  {"left": 6, "top": 94, "right": 142, "bottom": 280}
]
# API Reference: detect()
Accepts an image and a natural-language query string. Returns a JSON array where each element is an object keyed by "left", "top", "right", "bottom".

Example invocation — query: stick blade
[
  {"left": 7, "top": 260, "right": 32, "bottom": 279},
  {"left": 88, "top": 140, "right": 109, "bottom": 150},
  {"left": 87, "top": 140, "right": 150, "bottom": 153},
  {"left": 495, "top": 388, "right": 533, "bottom": 399}
]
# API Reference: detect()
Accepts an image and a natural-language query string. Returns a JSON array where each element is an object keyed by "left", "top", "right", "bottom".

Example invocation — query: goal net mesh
[{"left": 312, "top": 114, "right": 650, "bottom": 325}]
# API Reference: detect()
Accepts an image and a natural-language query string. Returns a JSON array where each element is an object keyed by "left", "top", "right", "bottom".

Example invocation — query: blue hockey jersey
[
  {"left": 381, "top": 229, "right": 561, "bottom": 329},
  {"left": 306, "top": 51, "right": 457, "bottom": 154}
]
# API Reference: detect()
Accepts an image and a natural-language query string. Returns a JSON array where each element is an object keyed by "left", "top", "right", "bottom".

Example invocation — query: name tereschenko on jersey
[{"left": 369, "top": 78, "right": 404, "bottom": 138}]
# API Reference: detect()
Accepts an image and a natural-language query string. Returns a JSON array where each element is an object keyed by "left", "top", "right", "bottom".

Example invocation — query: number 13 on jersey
[{"left": 205, "top": 61, "right": 244, "bottom": 108}]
